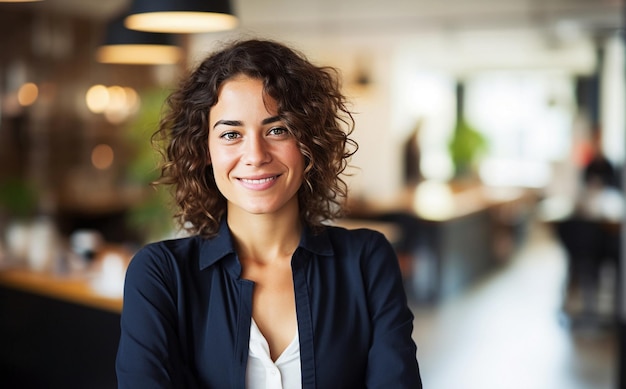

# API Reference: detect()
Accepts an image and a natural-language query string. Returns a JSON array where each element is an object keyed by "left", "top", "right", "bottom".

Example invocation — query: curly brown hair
[{"left": 153, "top": 38, "right": 357, "bottom": 237}]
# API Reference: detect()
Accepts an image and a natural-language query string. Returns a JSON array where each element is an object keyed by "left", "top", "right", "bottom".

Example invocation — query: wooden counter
[
  {"left": 0, "top": 265, "right": 125, "bottom": 387},
  {"left": 0, "top": 267, "right": 123, "bottom": 314}
]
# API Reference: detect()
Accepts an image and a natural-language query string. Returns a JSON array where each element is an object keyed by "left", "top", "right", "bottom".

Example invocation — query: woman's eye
[
  {"left": 268, "top": 127, "right": 288, "bottom": 136},
  {"left": 220, "top": 132, "right": 240, "bottom": 140}
]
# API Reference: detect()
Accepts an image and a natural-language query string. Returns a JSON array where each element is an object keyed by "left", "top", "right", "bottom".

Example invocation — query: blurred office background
[{"left": 0, "top": 0, "right": 623, "bottom": 388}]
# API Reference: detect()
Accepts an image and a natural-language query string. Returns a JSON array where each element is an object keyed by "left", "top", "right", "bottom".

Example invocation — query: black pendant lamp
[
  {"left": 96, "top": 15, "right": 183, "bottom": 65},
  {"left": 124, "top": 0, "right": 238, "bottom": 34}
]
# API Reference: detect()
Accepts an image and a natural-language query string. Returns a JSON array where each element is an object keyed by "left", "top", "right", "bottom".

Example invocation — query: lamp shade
[
  {"left": 96, "top": 15, "right": 183, "bottom": 65},
  {"left": 125, "top": 0, "right": 238, "bottom": 34}
]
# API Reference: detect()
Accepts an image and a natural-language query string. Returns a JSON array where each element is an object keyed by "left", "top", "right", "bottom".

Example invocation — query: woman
[{"left": 116, "top": 39, "right": 422, "bottom": 388}]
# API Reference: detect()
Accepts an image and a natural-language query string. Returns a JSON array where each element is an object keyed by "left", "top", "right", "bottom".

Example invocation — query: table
[{"left": 346, "top": 182, "right": 536, "bottom": 302}]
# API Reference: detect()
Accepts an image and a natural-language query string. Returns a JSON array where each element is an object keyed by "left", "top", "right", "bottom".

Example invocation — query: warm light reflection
[
  {"left": 17, "top": 82, "right": 38, "bottom": 106},
  {"left": 107, "top": 85, "right": 126, "bottom": 106},
  {"left": 86, "top": 84, "right": 109, "bottom": 113},
  {"left": 96, "top": 44, "right": 182, "bottom": 65},
  {"left": 91, "top": 144, "right": 114, "bottom": 170},
  {"left": 85, "top": 84, "right": 140, "bottom": 123},
  {"left": 413, "top": 180, "right": 455, "bottom": 220},
  {"left": 107, "top": 85, "right": 140, "bottom": 124},
  {"left": 123, "top": 87, "right": 139, "bottom": 108},
  {"left": 125, "top": 12, "right": 238, "bottom": 33},
  {"left": 105, "top": 85, "right": 127, "bottom": 124}
]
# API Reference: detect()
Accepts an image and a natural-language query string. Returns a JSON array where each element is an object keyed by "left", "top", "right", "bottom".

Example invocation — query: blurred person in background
[
  {"left": 115, "top": 39, "right": 422, "bottom": 388},
  {"left": 558, "top": 128, "right": 622, "bottom": 322},
  {"left": 578, "top": 130, "right": 620, "bottom": 217}
]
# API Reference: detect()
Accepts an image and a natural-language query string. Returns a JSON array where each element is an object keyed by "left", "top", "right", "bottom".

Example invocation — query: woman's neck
[{"left": 227, "top": 208, "right": 302, "bottom": 265}]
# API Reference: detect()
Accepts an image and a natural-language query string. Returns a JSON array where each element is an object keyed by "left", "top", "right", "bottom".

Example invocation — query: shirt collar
[
  {"left": 198, "top": 220, "right": 236, "bottom": 270},
  {"left": 197, "top": 219, "right": 334, "bottom": 271},
  {"left": 298, "top": 223, "right": 333, "bottom": 257}
]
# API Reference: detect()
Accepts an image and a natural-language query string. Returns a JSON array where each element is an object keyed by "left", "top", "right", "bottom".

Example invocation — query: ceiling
[
  {"left": 4, "top": 0, "right": 623, "bottom": 38},
  {"left": 0, "top": 0, "right": 622, "bottom": 75},
  {"left": 240, "top": 0, "right": 623, "bottom": 36}
]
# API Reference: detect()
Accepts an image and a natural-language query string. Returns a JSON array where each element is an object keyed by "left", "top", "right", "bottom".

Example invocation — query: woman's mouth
[
  {"left": 237, "top": 175, "right": 281, "bottom": 190},
  {"left": 239, "top": 176, "right": 278, "bottom": 185}
]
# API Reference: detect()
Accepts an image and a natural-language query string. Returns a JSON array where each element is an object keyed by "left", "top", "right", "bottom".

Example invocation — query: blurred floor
[{"left": 411, "top": 217, "right": 617, "bottom": 389}]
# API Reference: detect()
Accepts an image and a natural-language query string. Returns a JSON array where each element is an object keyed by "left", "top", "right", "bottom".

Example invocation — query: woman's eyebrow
[
  {"left": 261, "top": 115, "right": 281, "bottom": 125},
  {"left": 212, "top": 116, "right": 281, "bottom": 129},
  {"left": 213, "top": 119, "right": 242, "bottom": 129}
]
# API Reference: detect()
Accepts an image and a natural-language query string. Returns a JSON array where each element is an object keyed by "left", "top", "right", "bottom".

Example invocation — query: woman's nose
[{"left": 242, "top": 135, "right": 271, "bottom": 166}]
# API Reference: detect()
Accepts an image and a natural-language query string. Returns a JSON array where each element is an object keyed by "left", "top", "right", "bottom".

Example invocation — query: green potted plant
[
  {"left": 0, "top": 177, "right": 39, "bottom": 262},
  {"left": 448, "top": 118, "right": 487, "bottom": 179},
  {"left": 0, "top": 177, "right": 38, "bottom": 220},
  {"left": 123, "top": 88, "right": 175, "bottom": 243}
]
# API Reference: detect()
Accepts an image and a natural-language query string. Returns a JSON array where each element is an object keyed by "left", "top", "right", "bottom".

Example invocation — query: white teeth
[{"left": 241, "top": 176, "right": 276, "bottom": 184}]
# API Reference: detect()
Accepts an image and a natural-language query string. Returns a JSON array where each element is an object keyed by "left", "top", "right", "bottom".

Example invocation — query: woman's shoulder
[
  {"left": 315, "top": 224, "right": 401, "bottom": 284},
  {"left": 318, "top": 224, "right": 393, "bottom": 258},
  {"left": 129, "top": 236, "right": 204, "bottom": 271},
  {"left": 140, "top": 235, "right": 203, "bottom": 256},
  {"left": 323, "top": 223, "right": 389, "bottom": 244}
]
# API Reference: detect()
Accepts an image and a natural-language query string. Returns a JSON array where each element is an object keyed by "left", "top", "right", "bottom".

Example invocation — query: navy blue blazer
[{"left": 116, "top": 220, "right": 422, "bottom": 388}]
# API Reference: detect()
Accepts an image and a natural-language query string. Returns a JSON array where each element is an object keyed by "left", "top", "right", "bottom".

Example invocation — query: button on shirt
[
  {"left": 116, "top": 220, "right": 422, "bottom": 389},
  {"left": 246, "top": 319, "right": 301, "bottom": 389}
]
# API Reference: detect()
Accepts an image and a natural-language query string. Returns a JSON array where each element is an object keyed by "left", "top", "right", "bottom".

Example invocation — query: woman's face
[{"left": 208, "top": 75, "right": 305, "bottom": 219}]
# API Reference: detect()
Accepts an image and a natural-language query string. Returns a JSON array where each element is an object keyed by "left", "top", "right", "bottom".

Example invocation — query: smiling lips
[{"left": 238, "top": 175, "right": 280, "bottom": 189}]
